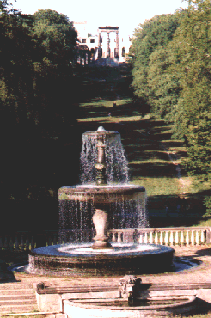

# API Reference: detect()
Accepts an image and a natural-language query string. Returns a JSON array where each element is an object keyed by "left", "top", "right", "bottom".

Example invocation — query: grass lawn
[{"left": 77, "top": 93, "right": 211, "bottom": 227}]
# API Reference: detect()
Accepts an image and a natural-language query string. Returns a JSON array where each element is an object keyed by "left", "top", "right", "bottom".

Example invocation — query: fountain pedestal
[{"left": 92, "top": 206, "right": 111, "bottom": 249}]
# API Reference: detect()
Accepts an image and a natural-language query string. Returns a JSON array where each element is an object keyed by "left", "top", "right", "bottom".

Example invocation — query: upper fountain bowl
[
  {"left": 84, "top": 126, "right": 119, "bottom": 137},
  {"left": 59, "top": 184, "right": 145, "bottom": 203}
]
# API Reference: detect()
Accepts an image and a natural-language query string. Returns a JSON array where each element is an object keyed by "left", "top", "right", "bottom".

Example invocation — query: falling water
[
  {"left": 58, "top": 127, "right": 149, "bottom": 243},
  {"left": 80, "top": 131, "right": 129, "bottom": 184}
]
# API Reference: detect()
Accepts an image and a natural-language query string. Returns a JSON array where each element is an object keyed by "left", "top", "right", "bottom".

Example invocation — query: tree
[
  {"left": 131, "top": 14, "right": 180, "bottom": 108},
  {"left": 131, "top": 3, "right": 211, "bottom": 214},
  {"left": 32, "top": 10, "right": 77, "bottom": 132},
  {"left": 33, "top": 10, "right": 76, "bottom": 65},
  {"left": 0, "top": 0, "right": 16, "bottom": 13},
  {"left": 147, "top": 43, "right": 181, "bottom": 120},
  {"left": 0, "top": 6, "right": 79, "bottom": 199},
  {"left": 0, "top": 1, "right": 34, "bottom": 127},
  {"left": 166, "top": 0, "right": 211, "bottom": 213}
]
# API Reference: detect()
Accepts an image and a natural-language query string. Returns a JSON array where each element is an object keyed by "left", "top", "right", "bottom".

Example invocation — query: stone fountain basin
[
  {"left": 63, "top": 293, "right": 197, "bottom": 317},
  {"left": 59, "top": 184, "right": 145, "bottom": 202},
  {"left": 27, "top": 243, "right": 175, "bottom": 277}
]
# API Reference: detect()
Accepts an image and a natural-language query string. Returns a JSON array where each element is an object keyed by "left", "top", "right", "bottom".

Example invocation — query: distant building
[{"left": 73, "top": 22, "right": 132, "bottom": 65}]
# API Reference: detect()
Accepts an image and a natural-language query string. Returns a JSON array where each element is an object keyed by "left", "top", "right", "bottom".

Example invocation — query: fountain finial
[{"left": 97, "top": 126, "right": 106, "bottom": 132}]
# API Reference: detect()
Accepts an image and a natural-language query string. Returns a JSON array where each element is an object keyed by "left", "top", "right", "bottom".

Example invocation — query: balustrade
[
  {"left": 0, "top": 227, "right": 210, "bottom": 251},
  {"left": 109, "top": 227, "right": 211, "bottom": 246}
]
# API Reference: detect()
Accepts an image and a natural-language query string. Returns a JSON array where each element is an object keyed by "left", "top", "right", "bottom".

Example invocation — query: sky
[{"left": 10, "top": 0, "right": 188, "bottom": 36}]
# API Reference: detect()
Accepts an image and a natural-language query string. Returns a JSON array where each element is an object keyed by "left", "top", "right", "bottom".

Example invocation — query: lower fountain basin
[
  {"left": 63, "top": 294, "right": 197, "bottom": 318},
  {"left": 27, "top": 243, "right": 175, "bottom": 276}
]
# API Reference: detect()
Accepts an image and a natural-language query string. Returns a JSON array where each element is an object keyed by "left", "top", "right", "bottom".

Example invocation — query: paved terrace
[{"left": 1, "top": 245, "right": 211, "bottom": 316}]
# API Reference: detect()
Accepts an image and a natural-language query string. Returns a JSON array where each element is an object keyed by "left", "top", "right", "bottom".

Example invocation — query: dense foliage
[
  {"left": 0, "top": 0, "right": 79, "bottom": 231},
  {"left": 0, "top": 1, "right": 79, "bottom": 221},
  {"left": 32, "top": 9, "right": 77, "bottom": 131},
  {"left": 0, "top": 2, "right": 77, "bottom": 132},
  {"left": 131, "top": 0, "right": 211, "bottom": 214},
  {"left": 131, "top": 14, "right": 180, "bottom": 114}
]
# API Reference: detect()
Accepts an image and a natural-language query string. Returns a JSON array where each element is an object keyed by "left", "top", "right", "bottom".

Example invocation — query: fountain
[{"left": 28, "top": 126, "right": 174, "bottom": 276}]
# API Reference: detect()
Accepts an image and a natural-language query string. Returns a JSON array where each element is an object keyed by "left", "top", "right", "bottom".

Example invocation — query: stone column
[
  {"left": 98, "top": 29, "right": 102, "bottom": 59},
  {"left": 98, "top": 30, "right": 101, "bottom": 48},
  {"left": 115, "top": 30, "right": 119, "bottom": 58},
  {"left": 107, "top": 32, "right": 110, "bottom": 58}
]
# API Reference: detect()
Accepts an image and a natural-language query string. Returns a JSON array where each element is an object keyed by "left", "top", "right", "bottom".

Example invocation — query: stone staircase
[{"left": 0, "top": 282, "right": 38, "bottom": 315}]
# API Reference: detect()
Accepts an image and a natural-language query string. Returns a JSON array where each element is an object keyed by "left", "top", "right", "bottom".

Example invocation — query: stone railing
[
  {"left": 0, "top": 227, "right": 211, "bottom": 251},
  {"left": 0, "top": 230, "right": 93, "bottom": 251},
  {"left": 108, "top": 227, "right": 211, "bottom": 246}
]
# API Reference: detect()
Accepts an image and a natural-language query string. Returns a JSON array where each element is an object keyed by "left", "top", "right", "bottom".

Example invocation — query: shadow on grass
[
  {"left": 148, "top": 190, "right": 210, "bottom": 228},
  {"left": 78, "top": 115, "right": 188, "bottom": 184},
  {"left": 76, "top": 65, "right": 133, "bottom": 104},
  {"left": 130, "top": 162, "right": 181, "bottom": 177}
]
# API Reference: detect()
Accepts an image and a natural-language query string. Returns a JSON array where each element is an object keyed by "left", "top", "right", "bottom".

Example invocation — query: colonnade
[{"left": 97, "top": 26, "right": 119, "bottom": 59}]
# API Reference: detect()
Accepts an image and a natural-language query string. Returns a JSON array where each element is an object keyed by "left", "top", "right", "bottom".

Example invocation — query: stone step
[
  {"left": 0, "top": 283, "right": 38, "bottom": 314},
  {"left": 0, "top": 283, "right": 33, "bottom": 290},
  {"left": 0, "top": 289, "right": 35, "bottom": 296},
  {"left": 0, "top": 288, "right": 35, "bottom": 295},
  {"left": 0, "top": 295, "right": 36, "bottom": 302},
  {"left": 0, "top": 303, "right": 38, "bottom": 314},
  {"left": 1, "top": 314, "right": 66, "bottom": 318}
]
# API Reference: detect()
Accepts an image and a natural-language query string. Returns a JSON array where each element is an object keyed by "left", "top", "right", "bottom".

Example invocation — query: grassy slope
[{"left": 77, "top": 67, "right": 210, "bottom": 227}]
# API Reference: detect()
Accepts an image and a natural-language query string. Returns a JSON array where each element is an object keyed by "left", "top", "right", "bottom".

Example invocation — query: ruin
[{"left": 97, "top": 26, "right": 119, "bottom": 59}]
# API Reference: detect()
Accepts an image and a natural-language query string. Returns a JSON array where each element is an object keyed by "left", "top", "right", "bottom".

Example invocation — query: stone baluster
[
  {"left": 0, "top": 237, "right": 3, "bottom": 250},
  {"left": 196, "top": 230, "right": 199, "bottom": 245},
  {"left": 4, "top": 236, "right": 8, "bottom": 249},
  {"left": 31, "top": 236, "right": 34, "bottom": 250},
  {"left": 112, "top": 232, "right": 115, "bottom": 242},
  {"left": 160, "top": 231, "right": 163, "bottom": 245},
  {"left": 21, "top": 235, "right": 24, "bottom": 251},
  {"left": 165, "top": 231, "right": 169, "bottom": 245},
  {"left": 191, "top": 230, "right": 194, "bottom": 246},
  {"left": 58, "top": 235, "right": 62, "bottom": 244},
  {"left": 118, "top": 233, "right": 122, "bottom": 243},
  {"left": 186, "top": 230, "right": 189, "bottom": 246},
  {"left": 64, "top": 233, "right": 67, "bottom": 244},
  {"left": 139, "top": 233, "right": 143, "bottom": 243},
  {"left": 150, "top": 231, "right": 153, "bottom": 244},
  {"left": 170, "top": 231, "right": 174, "bottom": 246},
  {"left": 201, "top": 230, "right": 205, "bottom": 244},
  {"left": 53, "top": 234, "right": 57, "bottom": 245},
  {"left": 175, "top": 231, "right": 179, "bottom": 245},
  {"left": 181, "top": 230, "right": 184, "bottom": 246},
  {"left": 15, "top": 236, "right": 19, "bottom": 251},
  {"left": 9, "top": 237, "right": 14, "bottom": 251},
  {"left": 48, "top": 235, "right": 52, "bottom": 246},
  {"left": 26, "top": 237, "right": 29, "bottom": 251},
  {"left": 85, "top": 229, "right": 91, "bottom": 242},
  {"left": 155, "top": 231, "right": 158, "bottom": 244},
  {"left": 206, "top": 228, "right": 211, "bottom": 243},
  {"left": 144, "top": 232, "right": 148, "bottom": 243}
]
